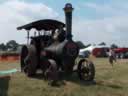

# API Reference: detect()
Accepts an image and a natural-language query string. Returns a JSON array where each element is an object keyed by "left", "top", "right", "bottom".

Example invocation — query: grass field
[{"left": 0, "top": 58, "right": 128, "bottom": 96}]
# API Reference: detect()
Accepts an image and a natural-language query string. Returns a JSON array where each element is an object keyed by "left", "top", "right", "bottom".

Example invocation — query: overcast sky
[{"left": 0, "top": 0, "right": 128, "bottom": 47}]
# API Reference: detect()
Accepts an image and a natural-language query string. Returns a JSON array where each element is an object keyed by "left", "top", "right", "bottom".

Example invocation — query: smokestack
[{"left": 63, "top": 3, "right": 74, "bottom": 40}]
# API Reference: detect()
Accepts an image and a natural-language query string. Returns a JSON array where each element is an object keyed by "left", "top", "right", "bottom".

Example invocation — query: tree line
[
  {"left": 0, "top": 40, "right": 19, "bottom": 51},
  {"left": 0, "top": 40, "right": 119, "bottom": 51}
]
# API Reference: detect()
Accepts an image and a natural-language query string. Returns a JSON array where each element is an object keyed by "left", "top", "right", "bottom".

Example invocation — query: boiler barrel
[{"left": 44, "top": 40, "right": 79, "bottom": 58}]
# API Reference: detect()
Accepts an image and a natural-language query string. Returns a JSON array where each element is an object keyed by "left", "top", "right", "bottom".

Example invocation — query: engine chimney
[{"left": 63, "top": 3, "right": 74, "bottom": 40}]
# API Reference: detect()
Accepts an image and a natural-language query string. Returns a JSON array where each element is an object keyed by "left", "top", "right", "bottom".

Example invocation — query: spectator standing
[{"left": 108, "top": 48, "right": 116, "bottom": 66}]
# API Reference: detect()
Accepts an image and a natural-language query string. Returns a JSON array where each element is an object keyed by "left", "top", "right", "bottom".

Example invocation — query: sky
[{"left": 0, "top": 0, "right": 128, "bottom": 47}]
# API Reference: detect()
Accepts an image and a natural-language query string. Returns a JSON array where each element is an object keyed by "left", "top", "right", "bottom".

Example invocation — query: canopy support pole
[
  {"left": 38, "top": 31, "right": 41, "bottom": 36},
  {"left": 27, "top": 30, "right": 30, "bottom": 44}
]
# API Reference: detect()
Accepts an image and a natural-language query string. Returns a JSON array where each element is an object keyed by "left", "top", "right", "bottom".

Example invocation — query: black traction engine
[{"left": 17, "top": 3, "right": 95, "bottom": 82}]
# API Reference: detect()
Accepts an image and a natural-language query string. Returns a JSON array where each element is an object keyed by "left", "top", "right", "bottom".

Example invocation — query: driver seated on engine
[{"left": 52, "top": 28, "right": 66, "bottom": 43}]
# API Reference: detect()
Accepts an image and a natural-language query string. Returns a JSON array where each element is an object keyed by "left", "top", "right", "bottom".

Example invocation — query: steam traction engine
[{"left": 17, "top": 3, "right": 95, "bottom": 81}]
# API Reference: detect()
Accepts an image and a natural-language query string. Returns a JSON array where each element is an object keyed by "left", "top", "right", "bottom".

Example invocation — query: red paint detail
[
  {"left": 66, "top": 42, "right": 77, "bottom": 49},
  {"left": 41, "top": 51, "right": 46, "bottom": 56},
  {"left": 0, "top": 55, "right": 19, "bottom": 62},
  {"left": 92, "top": 48, "right": 109, "bottom": 57},
  {"left": 114, "top": 48, "right": 128, "bottom": 53}
]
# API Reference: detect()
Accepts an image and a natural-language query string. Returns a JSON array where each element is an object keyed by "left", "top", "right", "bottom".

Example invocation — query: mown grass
[{"left": 0, "top": 58, "right": 128, "bottom": 96}]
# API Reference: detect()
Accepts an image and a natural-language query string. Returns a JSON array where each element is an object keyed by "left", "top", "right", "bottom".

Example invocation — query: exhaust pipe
[{"left": 63, "top": 3, "right": 74, "bottom": 40}]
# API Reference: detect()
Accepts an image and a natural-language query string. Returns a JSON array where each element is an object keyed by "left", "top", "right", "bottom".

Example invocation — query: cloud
[
  {"left": 0, "top": 0, "right": 58, "bottom": 44},
  {"left": 72, "top": 1, "right": 128, "bottom": 47},
  {"left": 0, "top": 0, "right": 128, "bottom": 47},
  {"left": 73, "top": 15, "right": 128, "bottom": 46},
  {"left": 83, "top": 1, "right": 128, "bottom": 17}
]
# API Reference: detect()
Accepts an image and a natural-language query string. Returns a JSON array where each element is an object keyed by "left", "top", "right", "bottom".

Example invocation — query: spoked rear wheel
[
  {"left": 77, "top": 59, "right": 95, "bottom": 81},
  {"left": 20, "top": 45, "right": 28, "bottom": 72},
  {"left": 23, "top": 45, "right": 37, "bottom": 77}
]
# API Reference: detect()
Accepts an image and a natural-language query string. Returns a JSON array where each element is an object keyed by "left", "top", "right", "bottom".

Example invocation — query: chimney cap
[
  {"left": 65, "top": 3, "right": 72, "bottom": 8},
  {"left": 63, "top": 3, "right": 73, "bottom": 12}
]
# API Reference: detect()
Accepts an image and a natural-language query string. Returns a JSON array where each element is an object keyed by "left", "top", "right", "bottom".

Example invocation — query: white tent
[
  {"left": 80, "top": 45, "right": 94, "bottom": 53},
  {"left": 80, "top": 45, "right": 109, "bottom": 52},
  {"left": 79, "top": 45, "right": 109, "bottom": 57}
]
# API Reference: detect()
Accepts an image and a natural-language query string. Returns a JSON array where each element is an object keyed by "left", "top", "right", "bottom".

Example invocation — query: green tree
[
  {"left": 6, "top": 40, "right": 19, "bottom": 51},
  {"left": 111, "top": 44, "right": 118, "bottom": 49},
  {"left": 0, "top": 43, "right": 7, "bottom": 51},
  {"left": 98, "top": 42, "right": 106, "bottom": 46}
]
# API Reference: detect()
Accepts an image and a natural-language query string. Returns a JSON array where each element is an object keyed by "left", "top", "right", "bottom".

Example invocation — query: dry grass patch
[{"left": 0, "top": 58, "right": 128, "bottom": 96}]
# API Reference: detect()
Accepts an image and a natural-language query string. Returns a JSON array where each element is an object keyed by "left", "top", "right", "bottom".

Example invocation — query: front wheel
[
  {"left": 77, "top": 59, "right": 95, "bottom": 81},
  {"left": 45, "top": 59, "right": 58, "bottom": 81}
]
